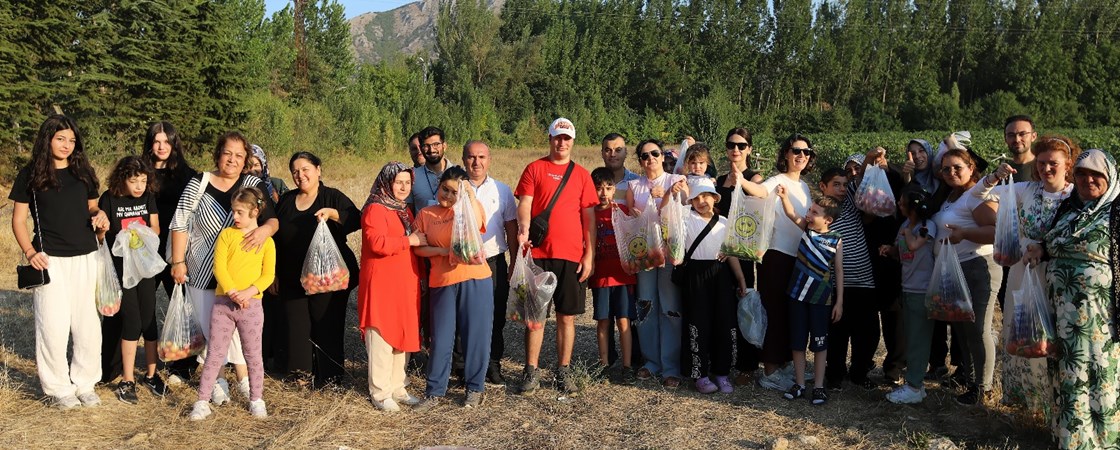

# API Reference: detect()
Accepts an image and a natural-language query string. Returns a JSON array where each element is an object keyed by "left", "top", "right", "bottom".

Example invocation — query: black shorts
[
  {"left": 788, "top": 301, "right": 832, "bottom": 353},
  {"left": 536, "top": 258, "right": 587, "bottom": 316}
]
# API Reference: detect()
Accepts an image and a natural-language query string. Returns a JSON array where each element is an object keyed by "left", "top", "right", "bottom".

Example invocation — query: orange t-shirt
[{"left": 415, "top": 199, "right": 492, "bottom": 288}]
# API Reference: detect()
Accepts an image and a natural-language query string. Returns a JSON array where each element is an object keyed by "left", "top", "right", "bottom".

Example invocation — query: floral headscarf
[
  {"left": 364, "top": 161, "right": 413, "bottom": 233},
  {"left": 250, "top": 144, "right": 275, "bottom": 199}
]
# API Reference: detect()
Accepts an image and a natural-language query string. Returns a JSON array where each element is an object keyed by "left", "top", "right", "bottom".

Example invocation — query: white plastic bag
[
  {"left": 450, "top": 180, "right": 485, "bottom": 266},
  {"left": 158, "top": 285, "right": 207, "bottom": 362},
  {"left": 992, "top": 176, "right": 1022, "bottom": 266},
  {"left": 95, "top": 240, "right": 122, "bottom": 316},
  {"left": 506, "top": 248, "right": 555, "bottom": 331},
  {"left": 112, "top": 222, "right": 166, "bottom": 289},
  {"left": 300, "top": 218, "right": 351, "bottom": 294},
  {"left": 855, "top": 164, "right": 897, "bottom": 217},
  {"left": 925, "top": 240, "right": 974, "bottom": 322},
  {"left": 1003, "top": 267, "right": 1056, "bottom": 358},
  {"left": 613, "top": 197, "right": 666, "bottom": 274},
  {"left": 720, "top": 180, "right": 774, "bottom": 263},
  {"left": 737, "top": 289, "right": 766, "bottom": 348},
  {"left": 661, "top": 191, "right": 687, "bottom": 265}
]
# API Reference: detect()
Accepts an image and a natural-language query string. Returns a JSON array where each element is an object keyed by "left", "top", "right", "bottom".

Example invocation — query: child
[
  {"left": 589, "top": 168, "right": 638, "bottom": 383},
  {"left": 682, "top": 143, "right": 714, "bottom": 181},
  {"left": 776, "top": 186, "right": 844, "bottom": 405},
  {"left": 97, "top": 156, "right": 170, "bottom": 404},
  {"left": 881, "top": 189, "right": 937, "bottom": 404},
  {"left": 190, "top": 187, "right": 276, "bottom": 420},
  {"left": 680, "top": 177, "right": 747, "bottom": 394}
]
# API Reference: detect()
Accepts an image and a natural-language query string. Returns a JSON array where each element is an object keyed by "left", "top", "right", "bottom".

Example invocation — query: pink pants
[{"left": 197, "top": 296, "right": 264, "bottom": 402}]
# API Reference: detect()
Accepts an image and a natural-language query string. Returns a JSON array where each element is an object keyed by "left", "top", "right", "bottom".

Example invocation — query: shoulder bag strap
[
  {"left": 27, "top": 193, "right": 45, "bottom": 259},
  {"left": 682, "top": 215, "right": 720, "bottom": 262},
  {"left": 166, "top": 171, "right": 210, "bottom": 262},
  {"left": 540, "top": 162, "right": 575, "bottom": 217}
]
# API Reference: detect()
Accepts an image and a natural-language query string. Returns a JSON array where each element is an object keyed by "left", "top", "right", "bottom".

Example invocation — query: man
[
  {"left": 1004, "top": 115, "right": 1038, "bottom": 182},
  {"left": 514, "top": 117, "right": 598, "bottom": 395},
  {"left": 463, "top": 140, "right": 519, "bottom": 385},
  {"left": 408, "top": 132, "right": 425, "bottom": 168},
  {"left": 601, "top": 133, "right": 639, "bottom": 203},
  {"left": 408, "top": 126, "right": 455, "bottom": 213}
]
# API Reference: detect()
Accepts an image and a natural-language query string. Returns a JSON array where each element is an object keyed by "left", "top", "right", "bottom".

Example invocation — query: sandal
[
  {"left": 661, "top": 376, "right": 681, "bottom": 389},
  {"left": 635, "top": 367, "right": 653, "bottom": 381}
]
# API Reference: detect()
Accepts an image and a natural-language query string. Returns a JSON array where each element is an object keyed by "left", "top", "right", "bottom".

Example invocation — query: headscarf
[
  {"left": 908, "top": 139, "right": 939, "bottom": 193},
  {"left": 364, "top": 161, "right": 413, "bottom": 233},
  {"left": 250, "top": 144, "right": 275, "bottom": 199}
]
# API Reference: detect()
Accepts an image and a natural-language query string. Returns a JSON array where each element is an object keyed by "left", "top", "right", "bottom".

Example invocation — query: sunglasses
[
  {"left": 790, "top": 147, "right": 814, "bottom": 156},
  {"left": 941, "top": 164, "right": 968, "bottom": 174},
  {"left": 638, "top": 150, "right": 662, "bottom": 161},
  {"left": 725, "top": 142, "right": 750, "bottom": 151}
]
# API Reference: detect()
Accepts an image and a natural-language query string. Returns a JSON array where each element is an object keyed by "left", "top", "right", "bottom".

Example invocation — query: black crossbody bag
[
  {"left": 17, "top": 193, "right": 51, "bottom": 289},
  {"left": 528, "top": 162, "right": 575, "bottom": 245},
  {"left": 671, "top": 214, "right": 719, "bottom": 286}
]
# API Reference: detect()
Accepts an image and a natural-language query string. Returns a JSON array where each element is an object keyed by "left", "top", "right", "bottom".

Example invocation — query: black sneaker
[
  {"left": 142, "top": 374, "right": 170, "bottom": 397},
  {"left": 946, "top": 370, "right": 971, "bottom": 390},
  {"left": 518, "top": 366, "right": 540, "bottom": 394},
  {"left": 783, "top": 383, "right": 804, "bottom": 400},
  {"left": 924, "top": 366, "right": 949, "bottom": 381},
  {"left": 115, "top": 381, "right": 138, "bottom": 405},
  {"left": 556, "top": 365, "right": 580, "bottom": 394},
  {"left": 811, "top": 387, "right": 829, "bottom": 405},
  {"left": 955, "top": 385, "right": 980, "bottom": 406},
  {"left": 486, "top": 362, "right": 505, "bottom": 386}
]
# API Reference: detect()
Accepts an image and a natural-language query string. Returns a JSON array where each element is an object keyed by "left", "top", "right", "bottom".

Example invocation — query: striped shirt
[
  {"left": 830, "top": 182, "right": 875, "bottom": 288},
  {"left": 788, "top": 230, "right": 841, "bottom": 305},
  {"left": 169, "top": 173, "right": 274, "bottom": 290}
]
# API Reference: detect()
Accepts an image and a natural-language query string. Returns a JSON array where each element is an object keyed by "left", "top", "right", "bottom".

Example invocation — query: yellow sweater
[{"left": 213, "top": 227, "right": 276, "bottom": 300}]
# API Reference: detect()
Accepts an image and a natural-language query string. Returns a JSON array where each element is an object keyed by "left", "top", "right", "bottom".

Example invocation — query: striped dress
[
  {"left": 829, "top": 182, "right": 875, "bottom": 288},
  {"left": 787, "top": 230, "right": 841, "bottom": 305}
]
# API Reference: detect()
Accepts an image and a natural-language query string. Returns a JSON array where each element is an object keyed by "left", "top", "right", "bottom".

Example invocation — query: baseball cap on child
[
  {"left": 549, "top": 118, "right": 576, "bottom": 139},
  {"left": 687, "top": 176, "right": 721, "bottom": 203}
]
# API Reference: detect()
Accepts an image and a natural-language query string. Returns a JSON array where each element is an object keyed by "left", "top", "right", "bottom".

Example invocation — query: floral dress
[{"left": 1044, "top": 197, "right": 1120, "bottom": 450}]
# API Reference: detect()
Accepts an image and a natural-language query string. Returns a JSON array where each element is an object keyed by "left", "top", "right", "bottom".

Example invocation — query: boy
[
  {"left": 589, "top": 167, "right": 638, "bottom": 383},
  {"left": 776, "top": 186, "right": 844, "bottom": 405}
]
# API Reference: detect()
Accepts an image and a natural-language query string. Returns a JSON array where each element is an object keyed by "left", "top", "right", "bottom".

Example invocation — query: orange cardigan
[{"left": 357, "top": 204, "right": 421, "bottom": 352}]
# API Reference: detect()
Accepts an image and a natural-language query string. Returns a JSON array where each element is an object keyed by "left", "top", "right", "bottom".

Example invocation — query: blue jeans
[
  {"left": 426, "top": 278, "right": 494, "bottom": 397},
  {"left": 635, "top": 265, "right": 682, "bottom": 378}
]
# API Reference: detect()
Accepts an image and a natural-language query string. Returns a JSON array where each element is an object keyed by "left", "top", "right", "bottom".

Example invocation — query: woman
[
  {"left": 247, "top": 145, "right": 289, "bottom": 203},
  {"left": 168, "top": 131, "right": 278, "bottom": 403},
  {"left": 273, "top": 152, "right": 360, "bottom": 388},
  {"left": 933, "top": 146, "right": 998, "bottom": 406},
  {"left": 9, "top": 115, "right": 109, "bottom": 409},
  {"left": 900, "top": 139, "right": 938, "bottom": 194},
  {"left": 359, "top": 162, "right": 427, "bottom": 412},
  {"left": 626, "top": 139, "right": 687, "bottom": 388},
  {"left": 740, "top": 133, "right": 816, "bottom": 392},
  {"left": 1025, "top": 148, "right": 1120, "bottom": 449},
  {"left": 975, "top": 135, "right": 1077, "bottom": 414}
]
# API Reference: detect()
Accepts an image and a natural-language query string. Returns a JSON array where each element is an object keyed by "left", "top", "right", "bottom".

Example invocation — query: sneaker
[
  {"left": 371, "top": 397, "right": 401, "bottom": 412},
  {"left": 811, "top": 387, "right": 829, "bottom": 405},
  {"left": 212, "top": 379, "right": 230, "bottom": 406},
  {"left": 237, "top": 378, "right": 250, "bottom": 398},
  {"left": 115, "top": 381, "right": 138, "bottom": 405},
  {"left": 142, "top": 374, "right": 170, "bottom": 397},
  {"left": 886, "top": 384, "right": 927, "bottom": 404},
  {"left": 188, "top": 400, "right": 212, "bottom": 420},
  {"left": 852, "top": 377, "right": 878, "bottom": 390},
  {"left": 783, "top": 383, "right": 805, "bottom": 400},
  {"left": 248, "top": 399, "right": 267, "bottom": 418},
  {"left": 612, "top": 366, "right": 637, "bottom": 385},
  {"left": 392, "top": 391, "right": 420, "bottom": 406},
  {"left": 635, "top": 367, "right": 654, "bottom": 381},
  {"left": 486, "top": 362, "right": 506, "bottom": 386},
  {"left": 518, "top": 366, "right": 540, "bottom": 394},
  {"left": 946, "top": 370, "right": 971, "bottom": 389},
  {"left": 77, "top": 391, "right": 101, "bottom": 407},
  {"left": 924, "top": 366, "right": 949, "bottom": 381},
  {"left": 412, "top": 395, "right": 442, "bottom": 413},
  {"left": 715, "top": 376, "right": 734, "bottom": 394},
  {"left": 695, "top": 377, "right": 718, "bottom": 394},
  {"left": 757, "top": 369, "right": 793, "bottom": 392},
  {"left": 556, "top": 366, "right": 580, "bottom": 394},
  {"left": 166, "top": 374, "right": 187, "bottom": 386},
  {"left": 463, "top": 390, "right": 484, "bottom": 408},
  {"left": 54, "top": 395, "right": 81, "bottom": 410},
  {"left": 955, "top": 385, "right": 980, "bottom": 406},
  {"left": 780, "top": 364, "right": 814, "bottom": 382}
]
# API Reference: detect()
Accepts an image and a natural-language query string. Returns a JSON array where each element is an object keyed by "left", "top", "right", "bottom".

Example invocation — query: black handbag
[
  {"left": 671, "top": 214, "right": 719, "bottom": 286},
  {"left": 16, "top": 193, "right": 50, "bottom": 290},
  {"left": 528, "top": 162, "right": 575, "bottom": 245}
]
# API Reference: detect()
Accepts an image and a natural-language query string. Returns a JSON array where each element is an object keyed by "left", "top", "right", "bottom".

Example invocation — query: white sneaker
[
  {"left": 886, "top": 384, "right": 927, "bottom": 404},
  {"left": 392, "top": 391, "right": 420, "bottom": 406},
  {"left": 248, "top": 399, "right": 267, "bottom": 418},
  {"left": 371, "top": 397, "right": 401, "bottom": 412},
  {"left": 77, "top": 391, "right": 101, "bottom": 407},
  {"left": 780, "top": 364, "right": 814, "bottom": 382},
  {"left": 189, "top": 401, "right": 212, "bottom": 420},
  {"left": 212, "top": 379, "right": 230, "bottom": 406},
  {"left": 55, "top": 395, "right": 81, "bottom": 410},
  {"left": 237, "top": 378, "right": 250, "bottom": 398},
  {"left": 758, "top": 369, "right": 794, "bottom": 392}
]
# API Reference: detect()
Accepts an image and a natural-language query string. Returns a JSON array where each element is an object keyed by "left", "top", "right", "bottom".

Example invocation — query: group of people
[{"left": 9, "top": 114, "right": 1117, "bottom": 449}]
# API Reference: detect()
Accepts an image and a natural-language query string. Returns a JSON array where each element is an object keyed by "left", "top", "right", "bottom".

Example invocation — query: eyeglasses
[
  {"left": 1005, "top": 131, "right": 1034, "bottom": 139},
  {"left": 638, "top": 150, "right": 662, "bottom": 161},
  {"left": 941, "top": 164, "right": 969, "bottom": 174},
  {"left": 420, "top": 142, "right": 444, "bottom": 150},
  {"left": 602, "top": 146, "right": 626, "bottom": 154},
  {"left": 790, "top": 147, "right": 814, "bottom": 156},
  {"left": 725, "top": 142, "right": 750, "bottom": 151}
]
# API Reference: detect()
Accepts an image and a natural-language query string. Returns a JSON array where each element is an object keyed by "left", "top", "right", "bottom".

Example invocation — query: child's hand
[
  {"left": 878, "top": 244, "right": 892, "bottom": 257},
  {"left": 736, "top": 283, "right": 747, "bottom": 298},
  {"left": 831, "top": 303, "right": 844, "bottom": 323},
  {"left": 775, "top": 185, "right": 787, "bottom": 199}
]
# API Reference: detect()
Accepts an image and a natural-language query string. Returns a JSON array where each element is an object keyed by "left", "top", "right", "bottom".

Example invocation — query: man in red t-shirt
[{"left": 514, "top": 117, "right": 598, "bottom": 395}]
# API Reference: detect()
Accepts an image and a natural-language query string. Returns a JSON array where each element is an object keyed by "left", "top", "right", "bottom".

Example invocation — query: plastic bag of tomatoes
[{"left": 300, "top": 218, "right": 351, "bottom": 295}]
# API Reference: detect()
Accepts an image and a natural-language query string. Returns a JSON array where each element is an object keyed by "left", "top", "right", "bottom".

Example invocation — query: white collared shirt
[{"left": 470, "top": 176, "right": 518, "bottom": 258}]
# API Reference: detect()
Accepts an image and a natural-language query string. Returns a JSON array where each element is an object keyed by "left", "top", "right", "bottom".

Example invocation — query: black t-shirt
[
  {"left": 9, "top": 167, "right": 99, "bottom": 256},
  {"left": 273, "top": 185, "right": 361, "bottom": 297},
  {"left": 98, "top": 191, "right": 157, "bottom": 251},
  {"left": 154, "top": 164, "right": 198, "bottom": 254}
]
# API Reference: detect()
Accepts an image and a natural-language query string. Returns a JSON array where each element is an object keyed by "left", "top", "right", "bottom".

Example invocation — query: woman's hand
[
  {"left": 241, "top": 227, "right": 270, "bottom": 253},
  {"left": 902, "top": 151, "right": 916, "bottom": 176},
  {"left": 986, "top": 163, "right": 1017, "bottom": 186},
  {"left": 171, "top": 262, "right": 188, "bottom": 284},
  {"left": 28, "top": 252, "right": 48, "bottom": 270},
  {"left": 775, "top": 185, "right": 788, "bottom": 200},
  {"left": 945, "top": 223, "right": 965, "bottom": 244},
  {"left": 1023, "top": 243, "right": 1044, "bottom": 266},
  {"left": 314, "top": 207, "right": 339, "bottom": 223},
  {"left": 90, "top": 210, "right": 109, "bottom": 232},
  {"left": 409, "top": 232, "right": 427, "bottom": 247},
  {"left": 670, "top": 179, "right": 687, "bottom": 194}
]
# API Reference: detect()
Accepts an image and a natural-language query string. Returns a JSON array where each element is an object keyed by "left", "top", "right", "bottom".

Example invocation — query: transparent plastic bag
[
  {"left": 1003, "top": 267, "right": 1057, "bottom": 358},
  {"left": 613, "top": 197, "right": 667, "bottom": 274},
  {"left": 855, "top": 164, "right": 897, "bottom": 217},
  {"left": 925, "top": 240, "right": 975, "bottom": 321},
  {"left": 112, "top": 222, "right": 166, "bottom": 289},
  {"left": 95, "top": 239, "right": 122, "bottom": 316},
  {"left": 737, "top": 289, "right": 767, "bottom": 348},
  {"left": 158, "top": 284, "right": 207, "bottom": 362},
  {"left": 661, "top": 191, "right": 687, "bottom": 265},
  {"left": 992, "top": 177, "right": 1023, "bottom": 266},
  {"left": 450, "top": 180, "right": 486, "bottom": 266},
  {"left": 506, "top": 248, "right": 554, "bottom": 331},
  {"left": 720, "top": 180, "right": 774, "bottom": 263},
  {"left": 300, "top": 218, "right": 351, "bottom": 294}
]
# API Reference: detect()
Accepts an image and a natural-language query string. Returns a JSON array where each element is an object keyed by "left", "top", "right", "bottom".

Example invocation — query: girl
[
  {"left": 679, "top": 177, "right": 747, "bottom": 394},
  {"left": 882, "top": 189, "right": 937, "bottom": 404},
  {"left": 97, "top": 156, "right": 168, "bottom": 404},
  {"left": 189, "top": 187, "right": 275, "bottom": 420},
  {"left": 413, "top": 167, "right": 493, "bottom": 410},
  {"left": 9, "top": 115, "right": 109, "bottom": 409}
]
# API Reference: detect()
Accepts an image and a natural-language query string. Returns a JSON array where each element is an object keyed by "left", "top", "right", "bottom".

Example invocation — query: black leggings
[
  {"left": 682, "top": 260, "right": 737, "bottom": 379},
  {"left": 282, "top": 289, "right": 350, "bottom": 385},
  {"left": 100, "top": 276, "right": 158, "bottom": 382}
]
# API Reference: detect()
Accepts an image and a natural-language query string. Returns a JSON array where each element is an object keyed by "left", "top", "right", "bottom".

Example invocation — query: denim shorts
[{"left": 592, "top": 285, "right": 635, "bottom": 321}]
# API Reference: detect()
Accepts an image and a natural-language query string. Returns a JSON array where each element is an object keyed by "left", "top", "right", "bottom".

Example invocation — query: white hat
[
  {"left": 548, "top": 117, "right": 575, "bottom": 139},
  {"left": 687, "top": 176, "right": 720, "bottom": 202}
]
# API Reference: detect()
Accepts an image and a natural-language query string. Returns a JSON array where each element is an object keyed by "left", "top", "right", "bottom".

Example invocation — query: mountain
[{"left": 349, "top": 0, "right": 505, "bottom": 63}]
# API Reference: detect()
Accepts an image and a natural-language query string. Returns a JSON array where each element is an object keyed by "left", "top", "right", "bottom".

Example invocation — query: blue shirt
[{"left": 787, "top": 230, "right": 841, "bottom": 305}]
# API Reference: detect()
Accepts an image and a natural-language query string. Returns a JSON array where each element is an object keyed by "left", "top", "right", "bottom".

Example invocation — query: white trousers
[
  {"left": 33, "top": 252, "right": 100, "bottom": 398},
  {"left": 187, "top": 286, "right": 245, "bottom": 366},
  {"left": 365, "top": 328, "right": 409, "bottom": 402}
]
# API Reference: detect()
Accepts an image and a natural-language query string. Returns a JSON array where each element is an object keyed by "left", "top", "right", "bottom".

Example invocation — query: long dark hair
[
  {"left": 141, "top": 121, "right": 188, "bottom": 173},
  {"left": 107, "top": 156, "right": 159, "bottom": 197},
  {"left": 27, "top": 115, "right": 99, "bottom": 194},
  {"left": 775, "top": 133, "right": 816, "bottom": 175}
]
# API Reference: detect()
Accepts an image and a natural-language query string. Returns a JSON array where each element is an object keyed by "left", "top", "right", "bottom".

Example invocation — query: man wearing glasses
[
  {"left": 600, "top": 133, "right": 639, "bottom": 203},
  {"left": 408, "top": 126, "right": 458, "bottom": 213},
  {"left": 1003, "top": 115, "right": 1038, "bottom": 182}
]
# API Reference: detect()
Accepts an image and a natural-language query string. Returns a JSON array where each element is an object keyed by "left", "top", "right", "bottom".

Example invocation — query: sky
[{"left": 264, "top": 0, "right": 414, "bottom": 19}]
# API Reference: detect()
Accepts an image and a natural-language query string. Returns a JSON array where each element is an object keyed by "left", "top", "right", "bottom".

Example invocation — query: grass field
[{"left": 0, "top": 145, "right": 1053, "bottom": 449}]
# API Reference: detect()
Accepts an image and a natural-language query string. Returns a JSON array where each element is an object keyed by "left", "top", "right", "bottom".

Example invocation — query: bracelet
[
  {"left": 171, "top": 261, "right": 186, "bottom": 266},
  {"left": 25, "top": 249, "right": 37, "bottom": 258}
]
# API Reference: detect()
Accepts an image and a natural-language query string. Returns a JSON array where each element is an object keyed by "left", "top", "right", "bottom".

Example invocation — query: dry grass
[{"left": 0, "top": 146, "right": 1051, "bottom": 449}]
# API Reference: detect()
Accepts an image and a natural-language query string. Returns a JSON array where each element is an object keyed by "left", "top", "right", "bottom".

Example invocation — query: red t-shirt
[
  {"left": 590, "top": 205, "right": 636, "bottom": 288},
  {"left": 515, "top": 157, "right": 598, "bottom": 263}
]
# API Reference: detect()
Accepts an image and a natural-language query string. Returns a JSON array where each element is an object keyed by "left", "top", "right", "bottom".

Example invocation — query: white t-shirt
[
  {"left": 628, "top": 172, "right": 685, "bottom": 210},
  {"left": 470, "top": 176, "right": 517, "bottom": 258},
  {"left": 684, "top": 211, "right": 728, "bottom": 260},
  {"left": 762, "top": 173, "right": 810, "bottom": 256},
  {"left": 934, "top": 182, "right": 992, "bottom": 262}
]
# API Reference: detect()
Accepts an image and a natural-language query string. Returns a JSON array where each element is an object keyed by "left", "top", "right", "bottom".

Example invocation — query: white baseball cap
[
  {"left": 687, "top": 176, "right": 721, "bottom": 202},
  {"left": 548, "top": 117, "right": 576, "bottom": 139}
]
